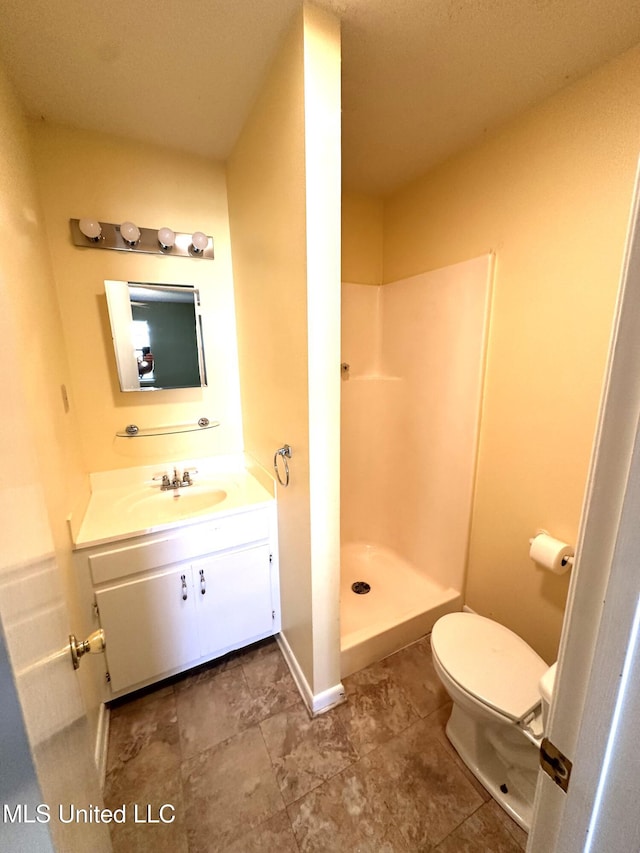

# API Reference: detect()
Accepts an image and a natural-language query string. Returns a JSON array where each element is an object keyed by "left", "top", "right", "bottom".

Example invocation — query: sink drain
[{"left": 351, "top": 581, "right": 371, "bottom": 595}]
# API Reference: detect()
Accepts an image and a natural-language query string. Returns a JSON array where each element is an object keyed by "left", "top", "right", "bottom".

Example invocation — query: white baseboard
[
  {"left": 310, "top": 683, "right": 346, "bottom": 715},
  {"left": 94, "top": 702, "right": 110, "bottom": 790},
  {"left": 276, "top": 632, "right": 345, "bottom": 717}
]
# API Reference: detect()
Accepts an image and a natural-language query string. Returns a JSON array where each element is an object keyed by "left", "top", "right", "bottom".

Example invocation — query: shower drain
[{"left": 351, "top": 581, "right": 371, "bottom": 595}]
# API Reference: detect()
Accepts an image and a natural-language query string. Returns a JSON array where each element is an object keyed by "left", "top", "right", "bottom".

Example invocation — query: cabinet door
[
  {"left": 195, "top": 544, "right": 273, "bottom": 658},
  {"left": 96, "top": 567, "right": 200, "bottom": 692}
]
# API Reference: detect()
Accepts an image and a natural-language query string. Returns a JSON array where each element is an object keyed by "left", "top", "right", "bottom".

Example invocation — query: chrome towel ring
[{"left": 274, "top": 444, "right": 292, "bottom": 487}]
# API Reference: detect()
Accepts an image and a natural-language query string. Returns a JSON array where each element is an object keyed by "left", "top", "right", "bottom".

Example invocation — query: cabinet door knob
[
  {"left": 181, "top": 574, "right": 188, "bottom": 601},
  {"left": 199, "top": 568, "right": 206, "bottom": 595}
]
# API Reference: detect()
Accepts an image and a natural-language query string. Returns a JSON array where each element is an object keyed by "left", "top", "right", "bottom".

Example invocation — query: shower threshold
[{"left": 340, "top": 541, "right": 461, "bottom": 677}]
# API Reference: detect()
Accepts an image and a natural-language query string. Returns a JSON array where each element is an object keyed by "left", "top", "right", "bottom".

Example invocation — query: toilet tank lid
[{"left": 431, "top": 612, "right": 550, "bottom": 722}]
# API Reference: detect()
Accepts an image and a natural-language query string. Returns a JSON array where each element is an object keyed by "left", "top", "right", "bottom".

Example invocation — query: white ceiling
[{"left": 1, "top": 0, "right": 639, "bottom": 196}]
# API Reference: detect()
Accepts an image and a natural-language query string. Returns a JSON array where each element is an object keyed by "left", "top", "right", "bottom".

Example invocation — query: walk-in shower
[{"left": 340, "top": 255, "right": 492, "bottom": 676}]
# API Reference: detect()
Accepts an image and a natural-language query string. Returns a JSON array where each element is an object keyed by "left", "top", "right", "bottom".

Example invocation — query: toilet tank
[{"left": 539, "top": 662, "right": 558, "bottom": 729}]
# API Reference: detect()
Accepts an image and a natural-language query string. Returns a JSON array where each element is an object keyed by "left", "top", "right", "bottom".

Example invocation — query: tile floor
[{"left": 104, "top": 635, "right": 528, "bottom": 852}]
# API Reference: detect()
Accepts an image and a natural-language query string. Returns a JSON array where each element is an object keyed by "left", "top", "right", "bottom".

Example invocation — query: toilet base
[{"left": 445, "top": 703, "right": 539, "bottom": 832}]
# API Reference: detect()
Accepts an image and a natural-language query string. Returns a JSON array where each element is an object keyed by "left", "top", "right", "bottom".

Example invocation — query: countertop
[{"left": 70, "top": 457, "right": 275, "bottom": 550}]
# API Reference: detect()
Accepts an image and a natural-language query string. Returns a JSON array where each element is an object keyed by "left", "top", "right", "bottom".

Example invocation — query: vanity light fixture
[
  {"left": 158, "top": 227, "right": 176, "bottom": 251},
  {"left": 78, "top": 218, "right": 102, "bottom": 241},
  {"left": 191, "top": 231, "right": 209, "bottom": 254},
  {"left": 120, "top": 221, "right": 141, "bottom": 246},
  {"left": 69, "top": 218, "right": 214, "bottom": 259}
]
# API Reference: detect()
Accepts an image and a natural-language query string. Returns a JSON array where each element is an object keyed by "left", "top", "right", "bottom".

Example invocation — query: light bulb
[
  {"left": 158, "top": 227, "right": 176, "bottom": 250},
  {"left": 78, "top": 218, "right": 102, "bottom": 241},
  {"left": 120, "top": 221, "right": 140, "bottom": 245},
  {"left": 191, "top": 231, "right": 208, "bottom": 253}
]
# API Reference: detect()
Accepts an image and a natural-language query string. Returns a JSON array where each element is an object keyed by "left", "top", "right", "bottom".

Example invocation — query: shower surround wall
[{"left": 341, "top": 255, "right": 492, "bottom": 675}]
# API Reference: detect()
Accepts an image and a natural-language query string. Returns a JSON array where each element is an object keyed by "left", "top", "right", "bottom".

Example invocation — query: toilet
[{"left": 431, "top": 611, "right": 557, "bottom": 832}]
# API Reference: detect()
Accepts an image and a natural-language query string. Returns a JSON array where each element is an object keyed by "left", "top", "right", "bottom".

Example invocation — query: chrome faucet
[{"left": 153, "top": 467, "right": 197, "bottom": 490}]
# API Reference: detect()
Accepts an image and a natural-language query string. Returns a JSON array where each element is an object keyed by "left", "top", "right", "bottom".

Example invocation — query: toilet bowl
[{"left": 431, "top": 611, "right": 556, "bottom": 832}]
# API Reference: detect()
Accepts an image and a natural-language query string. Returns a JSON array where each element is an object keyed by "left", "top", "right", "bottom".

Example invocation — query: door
[
  {"left": 528, "top": 163, "right": 640, "bottom": 850},
  {"left": 195, "top": 545, "right": 273, "bottom": 657},
  {"left": 0, "top": 305, "right": 111, "bottom": 851},
  {"left": 96, "top": 567, "right": 200, "bottom": 693}
]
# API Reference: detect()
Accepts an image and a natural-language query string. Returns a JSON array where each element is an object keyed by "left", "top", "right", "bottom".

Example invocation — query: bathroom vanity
[{"left": 70, "top": 460, "right": 280, "bottom": 697}]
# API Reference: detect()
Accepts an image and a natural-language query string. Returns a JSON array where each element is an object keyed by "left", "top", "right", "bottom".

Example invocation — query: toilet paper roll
[{"left": 529, "top": 533, "right": 574, "bottom": 575}]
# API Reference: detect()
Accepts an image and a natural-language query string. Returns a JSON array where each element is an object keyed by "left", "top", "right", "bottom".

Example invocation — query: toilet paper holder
[{"left": 529, "top": 528, "right": 575, "bottom": 574}]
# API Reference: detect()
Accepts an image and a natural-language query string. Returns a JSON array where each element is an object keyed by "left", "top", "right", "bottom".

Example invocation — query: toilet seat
[{"left": 431, "top": 612, "right": 549, "bottom": 722}]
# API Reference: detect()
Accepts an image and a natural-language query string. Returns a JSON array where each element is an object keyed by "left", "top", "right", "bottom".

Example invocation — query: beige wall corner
[
  {"left": 383, "top": 44, "right": 640, "bottom": 662},
  {"left": 227, "top": 10, "right": 314, "bottom": 687},
  {"left": 342, "top": 190, "right": 384, "bottom": 284},
  {"left": 303, "top": 3, "right": 342, "bottom": 698},
  {"left": 228, "top": 4, "right": 342, "bottom": 701}
]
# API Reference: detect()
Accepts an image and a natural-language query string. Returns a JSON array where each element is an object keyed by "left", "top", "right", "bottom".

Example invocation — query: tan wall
[
  {"left": 384, "top": 45, "right": 640, "bottom": 663},
  {"left": 228, "top": 4, "right": 342, "bottom": 696},
  {"left": 302, "top": 5, "right": 342, "bottom": 694},
  {"left": 30, "top": 123, "right": 242, "bottom": 472},
  {"left": 227, "top": 11, "right": 314, "bottom": 683},
  {"left": 342, "top": 190, "right": 384, "bottom": 284}
]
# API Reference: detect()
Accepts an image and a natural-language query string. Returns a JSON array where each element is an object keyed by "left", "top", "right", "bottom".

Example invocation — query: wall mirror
[{"left": 105, "top": 280, "right": 207, "bottom": 392}]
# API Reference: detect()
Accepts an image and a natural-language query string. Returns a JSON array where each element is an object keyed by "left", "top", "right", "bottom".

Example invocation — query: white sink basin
[{"left": 123, "top": 483, "right": 230, "bottom": 523}]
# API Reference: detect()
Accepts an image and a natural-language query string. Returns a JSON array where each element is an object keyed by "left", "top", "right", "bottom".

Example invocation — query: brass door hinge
[{"left": 540, "top": 737, "right": 572, "bottom": 793}]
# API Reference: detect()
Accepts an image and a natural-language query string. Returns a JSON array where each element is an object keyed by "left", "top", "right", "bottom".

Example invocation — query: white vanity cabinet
[
  {"left": 193, "top": 544, "right": 273, "bottom": 659},
  {"left": 74, "top": 504, "right": 280, "bottom": 697},
  {"left": 94, "top": 566, "right": 201, "bottom": 692}
]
